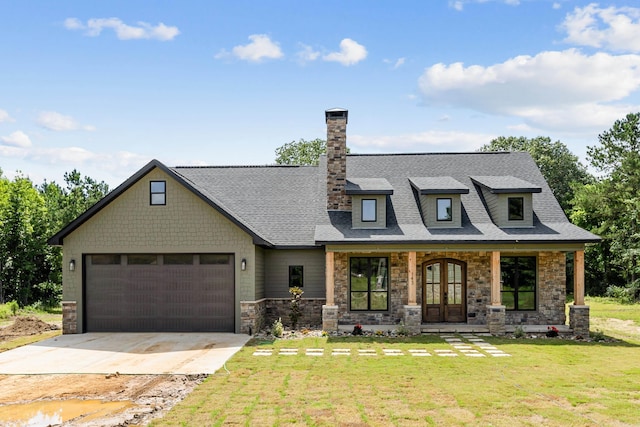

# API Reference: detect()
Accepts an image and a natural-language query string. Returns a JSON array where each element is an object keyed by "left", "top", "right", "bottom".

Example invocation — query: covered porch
[{"left": 322, "top": 248, "right": 589, "bottom": 336}]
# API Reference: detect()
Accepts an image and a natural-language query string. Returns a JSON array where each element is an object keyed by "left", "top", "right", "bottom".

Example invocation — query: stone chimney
[{"left": 325, "top": 108, "right": 350, "bottom": 211}]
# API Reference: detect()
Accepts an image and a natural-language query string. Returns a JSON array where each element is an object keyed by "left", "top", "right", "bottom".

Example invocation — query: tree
[
  {"left": 479, "top": 136, "right": 593, "bottom": 214},
  {"left": 275, "top": 138, "right": 348, "bottom": 166},
  {"left": 572, "top": 113, "right": 640, "bottom": 297}
]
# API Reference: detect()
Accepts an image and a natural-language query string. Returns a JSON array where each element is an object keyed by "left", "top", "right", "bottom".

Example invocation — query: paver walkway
[{"left": 252, "top": 334, "right": 511, "bottom": 358}]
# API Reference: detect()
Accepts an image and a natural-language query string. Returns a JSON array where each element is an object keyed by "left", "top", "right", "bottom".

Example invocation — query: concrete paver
[{"left": 0, "top": 332, "right": 250, "bottom": 375}]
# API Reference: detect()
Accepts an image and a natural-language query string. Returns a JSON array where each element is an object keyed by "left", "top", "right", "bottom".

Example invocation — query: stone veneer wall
[
  {"left": 62, "top": 301, "right": 78, "bottom": 334},
  {"left": 331, "top": 250, "right": 566, "bottom": 327},
  {"left": 240, "top": 299, "right": 267, "bottom": 335},
  {"left": 265, "top": 298, "right": 325, "bottom": 328},
  {"left": 326, "top": 113, "right": 351, "bottom": 211}
]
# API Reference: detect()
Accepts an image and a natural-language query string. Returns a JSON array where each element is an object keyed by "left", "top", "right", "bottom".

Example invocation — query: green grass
[
  {"left": 153, "top": 331, "right": 640, "bottom": 426},
  {"left": 586, "top": 296, "right": 640, "bottom": 343}
]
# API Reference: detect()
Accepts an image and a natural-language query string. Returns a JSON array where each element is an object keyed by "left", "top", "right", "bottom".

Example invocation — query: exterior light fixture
[
  {"left": 241, "top": 258, "right": 247, "bottom": 271},
  {"left": 69, "top": 259, "right": 76, "bottom": 272}
]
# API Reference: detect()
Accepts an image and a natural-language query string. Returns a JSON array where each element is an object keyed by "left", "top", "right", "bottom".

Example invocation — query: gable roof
[{"left": 50, "top": 152, "right": 600, "bottom": 248}]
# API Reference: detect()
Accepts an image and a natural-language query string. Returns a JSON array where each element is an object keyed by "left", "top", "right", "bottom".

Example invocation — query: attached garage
[{"left": 84, "top": 253, "right": 235, "bottom": 332}]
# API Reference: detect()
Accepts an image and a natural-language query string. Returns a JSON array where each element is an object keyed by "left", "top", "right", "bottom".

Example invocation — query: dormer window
[
  {"left": 471, "top": 176, "right": 541, "bottom": 228},
  {"left": 150, "top": 181, "right": 166, "bottom": 205},
  {"left": 508, "top": 197, "right": 524, "bottom": 221},
  {"left": 437, "top": 198, "right": 453, "bottom": 222},
  {"left": 346, "top": 178, "right": 393, "bottom": 229},
  {"left": 362, "top": 199, "right": 377, "bottom": 222},
  {"left": 409, "top": 177, "right": 469, "bottom": 228}
]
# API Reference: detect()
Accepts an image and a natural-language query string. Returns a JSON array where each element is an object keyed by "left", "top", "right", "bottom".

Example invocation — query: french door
[{"left": 423, "top": 259, "right": 466, "bottom": 323}]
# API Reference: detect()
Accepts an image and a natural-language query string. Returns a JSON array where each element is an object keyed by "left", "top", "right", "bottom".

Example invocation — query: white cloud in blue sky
[
  {"left": 2, "top": 1, "right": 640, "bottom": 186},
  {"left": 64, "top": 17, "right": 180, "bottom": 41}
]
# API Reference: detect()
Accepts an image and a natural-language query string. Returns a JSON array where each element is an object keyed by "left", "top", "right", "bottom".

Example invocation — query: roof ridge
[{"left": 172, "top": 164, "right": 317, "bottom": 169}]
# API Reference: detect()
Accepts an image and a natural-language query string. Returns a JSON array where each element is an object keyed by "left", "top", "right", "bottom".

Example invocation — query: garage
[{"left": 84, "top": 253, "right": 235, "bottom": 332}]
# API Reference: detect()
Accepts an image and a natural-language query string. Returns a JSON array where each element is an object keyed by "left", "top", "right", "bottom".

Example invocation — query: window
[
  {"left": 508, "top": 197, "right": 524, "bottom": 221},
  {"left": 164, "top": 254, "right": 193, "bottom": 265},
  {"left": 436, "top": 198, "right": 453, "bottom": 221},
  {"left": 150, "top": 181, "right": 166, "bottom": 205},
  {"left": 127, "top": 254, "right": 158, "bottom": 265},
  {"left": 501, "top": 256, "right": 536, "bottom": 310},
  {"left": 200, "top": 254, "right": 231, "bottom": 265},
  {"left": 361, "top": 199, "right": 377, "bottom": 222},
  {"left": 350, "top": 257, "right": 388, "bottom": 311},
  {"left": 289, "top": 265, "right": 303, "bottom": 287},
  {"left": 91, "top": 254, "right": 121, "bottom": 265}
]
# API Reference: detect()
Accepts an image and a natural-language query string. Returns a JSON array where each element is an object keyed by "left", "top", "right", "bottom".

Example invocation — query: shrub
[
  {"left": 514, "top": 325, "right": 525, "bottom": 338},
  {"left": 271, "top": 318, "right": 284, "bottom": 338},
  {"left": 7, "top": 300, "right": 19, "bottom": 316},
  {"left": 591, "top": 329, "right": 606, "bottom": 342},
  {"left": 605, "top": 285, "right": 634, "bottom": 304},
  {"left": 0, "top": 304, "right": 12, "bottom": 319},
  {"left": 288, "top": 286, "right": 304, "bottom": 329},
  {"left": 396, "top": 322, "right": 410, "bottom": 336}
]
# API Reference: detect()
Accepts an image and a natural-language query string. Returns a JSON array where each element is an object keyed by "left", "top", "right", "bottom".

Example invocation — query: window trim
[
  {"left": 507, "top": 197, "right": 524, "bottom": 221},
  {"left": 289, "top": 265, "right": 304, "bottom": 288},
  {"left": 500, "top": 255, "right": 537, "bottom": 311},
  {"left": 436, "top": 197, "right": 453, "bottom": 222},
  {"left": 349, "top": 257, "right": 389, "bottom": 311},
  {"left": 150, "top": 180, "right": 166, "bottom": 206},
  {"left": 361, "top": 199, "right": 377, "bottom": 222}
]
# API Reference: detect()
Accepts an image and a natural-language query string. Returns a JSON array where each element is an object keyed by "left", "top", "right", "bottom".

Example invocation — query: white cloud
[
  {"left": 384, "top": 57, "right": 406, "bottom": 69},
  {"left": 553, "top": 3, "right": 562, "bottom": 10},
  {"left": 349, "top": 130, "right": 497, "bottom": 152},
  {"left": 418, "top": 49, "right": 640, "bottom": 133},
  {"left": 560, "top": 4, "right": 640, "bottom": 53},
  {"left": 0, "top": 109, "right": 15, "bottom": 123},
  {"left": 449, "top": 0, "right": 520, "bottom": 11},
  {"left": 65, "top": 17, "right": 180, "bottom": 41},
  {"left": 296, "top": 44, "right": 321, "bottom": 64},
  {"left": 37, "top": 111, "right": 95, "bottom": 131},
  {"left": 0, "top": 131, "right": 32, "bottom": 148},
  {"left": 216, "top": 34, "right": 284, "bottom": 63},
  {"left": 323, "top": 38, "right": 368, "bottom": 66}
]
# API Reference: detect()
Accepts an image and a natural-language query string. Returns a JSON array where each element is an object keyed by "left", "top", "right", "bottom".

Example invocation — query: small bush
[
  {"left": 514, "top": 325, "right": 525, "bottom": 338},
  {"left": 0, "top": 304, "right": 12, "bottom": 319},
  {"left": 271, "top": 318, "right": 284, "bottom": 338},
  {"left": 605, "top": 285, "right": 638, "bottom": 304},
  {"left": 7, "top": 300, "right": 19, "bottom": 316},
  {"left": 591, "top": 329, "right": 606, "bottom": 342},
  {"left": 396, "top": 322, "right": 410, "bottom": 336}
]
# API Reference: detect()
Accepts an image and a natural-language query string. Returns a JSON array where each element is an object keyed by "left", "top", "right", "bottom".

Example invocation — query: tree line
[
  {"left": 0, "top": 170, "right": 109, "bottom": 307},
  {"left": 1, "top": 113, "right": 638, "bottom": 309}
]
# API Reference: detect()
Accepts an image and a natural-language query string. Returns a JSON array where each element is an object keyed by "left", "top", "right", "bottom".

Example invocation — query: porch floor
[{"left": 337, "top": 324, "right": 572, "bottom": 335}]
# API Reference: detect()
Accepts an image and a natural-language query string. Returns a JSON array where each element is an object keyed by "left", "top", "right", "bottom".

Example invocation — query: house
[{"left": 49, "top": 108, "right": 599, "bottom": 336}]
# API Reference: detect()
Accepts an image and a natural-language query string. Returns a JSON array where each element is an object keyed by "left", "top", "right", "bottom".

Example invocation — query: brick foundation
[{"left": 62, "top": 301, "right": 78, "bottom": 334}]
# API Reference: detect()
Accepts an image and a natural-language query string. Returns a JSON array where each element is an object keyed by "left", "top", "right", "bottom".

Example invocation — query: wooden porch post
[
  {"left": 325, "top": 251, "right": 335, "bottom": 306},
  {"left": 491, "top": 251, "right": 501, "bottom": 305},
  {"left": 574, "top": 250, "right": 585, "bottom": 306},
  {"left": 408, "top": 251, "right": 417, "bottom": 305}
]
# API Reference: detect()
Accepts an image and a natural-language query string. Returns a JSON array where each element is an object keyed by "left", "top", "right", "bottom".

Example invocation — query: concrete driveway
[{"left": 0, "top": 333, "right": 250, "bottom": 375}]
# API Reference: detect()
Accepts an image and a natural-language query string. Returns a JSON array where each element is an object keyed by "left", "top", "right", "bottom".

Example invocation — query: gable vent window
[
  {"left": 508, "top": 197, "right": 524, "bottom": 221},
  {"left": 361, "top": 199, "right": 377, "bottom": 222},
  {"left": 150, "top": 181, "right": 166, "bottom": 205}
]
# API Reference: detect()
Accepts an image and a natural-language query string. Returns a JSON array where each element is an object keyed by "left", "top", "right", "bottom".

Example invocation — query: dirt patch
[
  {"left": 0, "top": 373, "right": 206, "bottom": 426},
  {"left": 0, "top": 317, "right": 209, "bottom": 425},
  {"left": 0, "top": 316, "right": 59, "bottom": 341}
]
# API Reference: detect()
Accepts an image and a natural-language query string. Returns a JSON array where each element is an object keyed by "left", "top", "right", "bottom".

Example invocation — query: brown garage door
[{"left": 85, "top": 254, "right": 235, "bottom": 332}]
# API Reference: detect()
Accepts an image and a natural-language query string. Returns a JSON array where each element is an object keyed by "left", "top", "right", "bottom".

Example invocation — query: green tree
[
  {"left": 275, "top": 138, "right": 338, "bottom": 166},
  {"left": 479, "top": 136, "right": 593, "bottom": 214},
  {"left": 572, "top": 113, "right": 640, "bottom": 297}
]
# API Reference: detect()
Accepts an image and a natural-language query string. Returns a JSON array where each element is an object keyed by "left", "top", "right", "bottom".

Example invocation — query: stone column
[
  {"left": 403, "top": 306, "right": 421, "bottom": 334},
  {"left": 488, "top": 251, "right": 506, "bottom": 335},
  {"left": 322, "top": 251, "right": 339, "bottom": 331},
  {"left": 62, "top": 301, "right": 78, "bottom": 334},
  {"left": 571, "top": 250, "right": 589, "bottom": 336}
]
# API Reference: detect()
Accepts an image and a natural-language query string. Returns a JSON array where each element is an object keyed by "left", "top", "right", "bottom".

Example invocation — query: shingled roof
[{"left": 49, "top": 152, "right": 599, "bottom": 248}]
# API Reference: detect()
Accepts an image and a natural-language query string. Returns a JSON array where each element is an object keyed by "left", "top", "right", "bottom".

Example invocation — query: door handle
[{"left": 443, "top": 293, "right": 448, "bottom": 305}]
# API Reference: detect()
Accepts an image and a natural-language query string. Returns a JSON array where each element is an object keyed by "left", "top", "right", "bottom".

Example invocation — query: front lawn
[{"left": 153, "top": 332, "right": 640, "bottom": 426}]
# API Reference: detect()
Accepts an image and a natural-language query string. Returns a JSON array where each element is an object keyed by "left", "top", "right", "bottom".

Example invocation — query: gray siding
[
  {"left": 481, "top": 189, "right": 533, "bottom": 228},
  {"left": 264, "top": 249, "right": 326, "bottom": 298},
  {"left": 352, "top": 195, "right": 387, "bottom": 229},
  {"left": 255, "top": 246, "right": 265, "bottom": 299},
  {"left": 423, "top": 194, "right": 462, "bottom": 228}
]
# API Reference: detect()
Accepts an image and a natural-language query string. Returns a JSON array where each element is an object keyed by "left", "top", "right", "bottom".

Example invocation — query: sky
[{"left": 2, "top": 0, "right": 640, "bottom": 188}]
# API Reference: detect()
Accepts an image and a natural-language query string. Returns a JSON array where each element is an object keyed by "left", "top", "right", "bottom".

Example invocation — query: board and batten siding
[
  {"left": 264, "top": 249, "right": 326, "bottom": 298},
  {"left": 254, "top": 246, "right": 265, "bottom": 300},
  {"left": 61, "top": 167, "right": 257, "bottom": 333}
]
